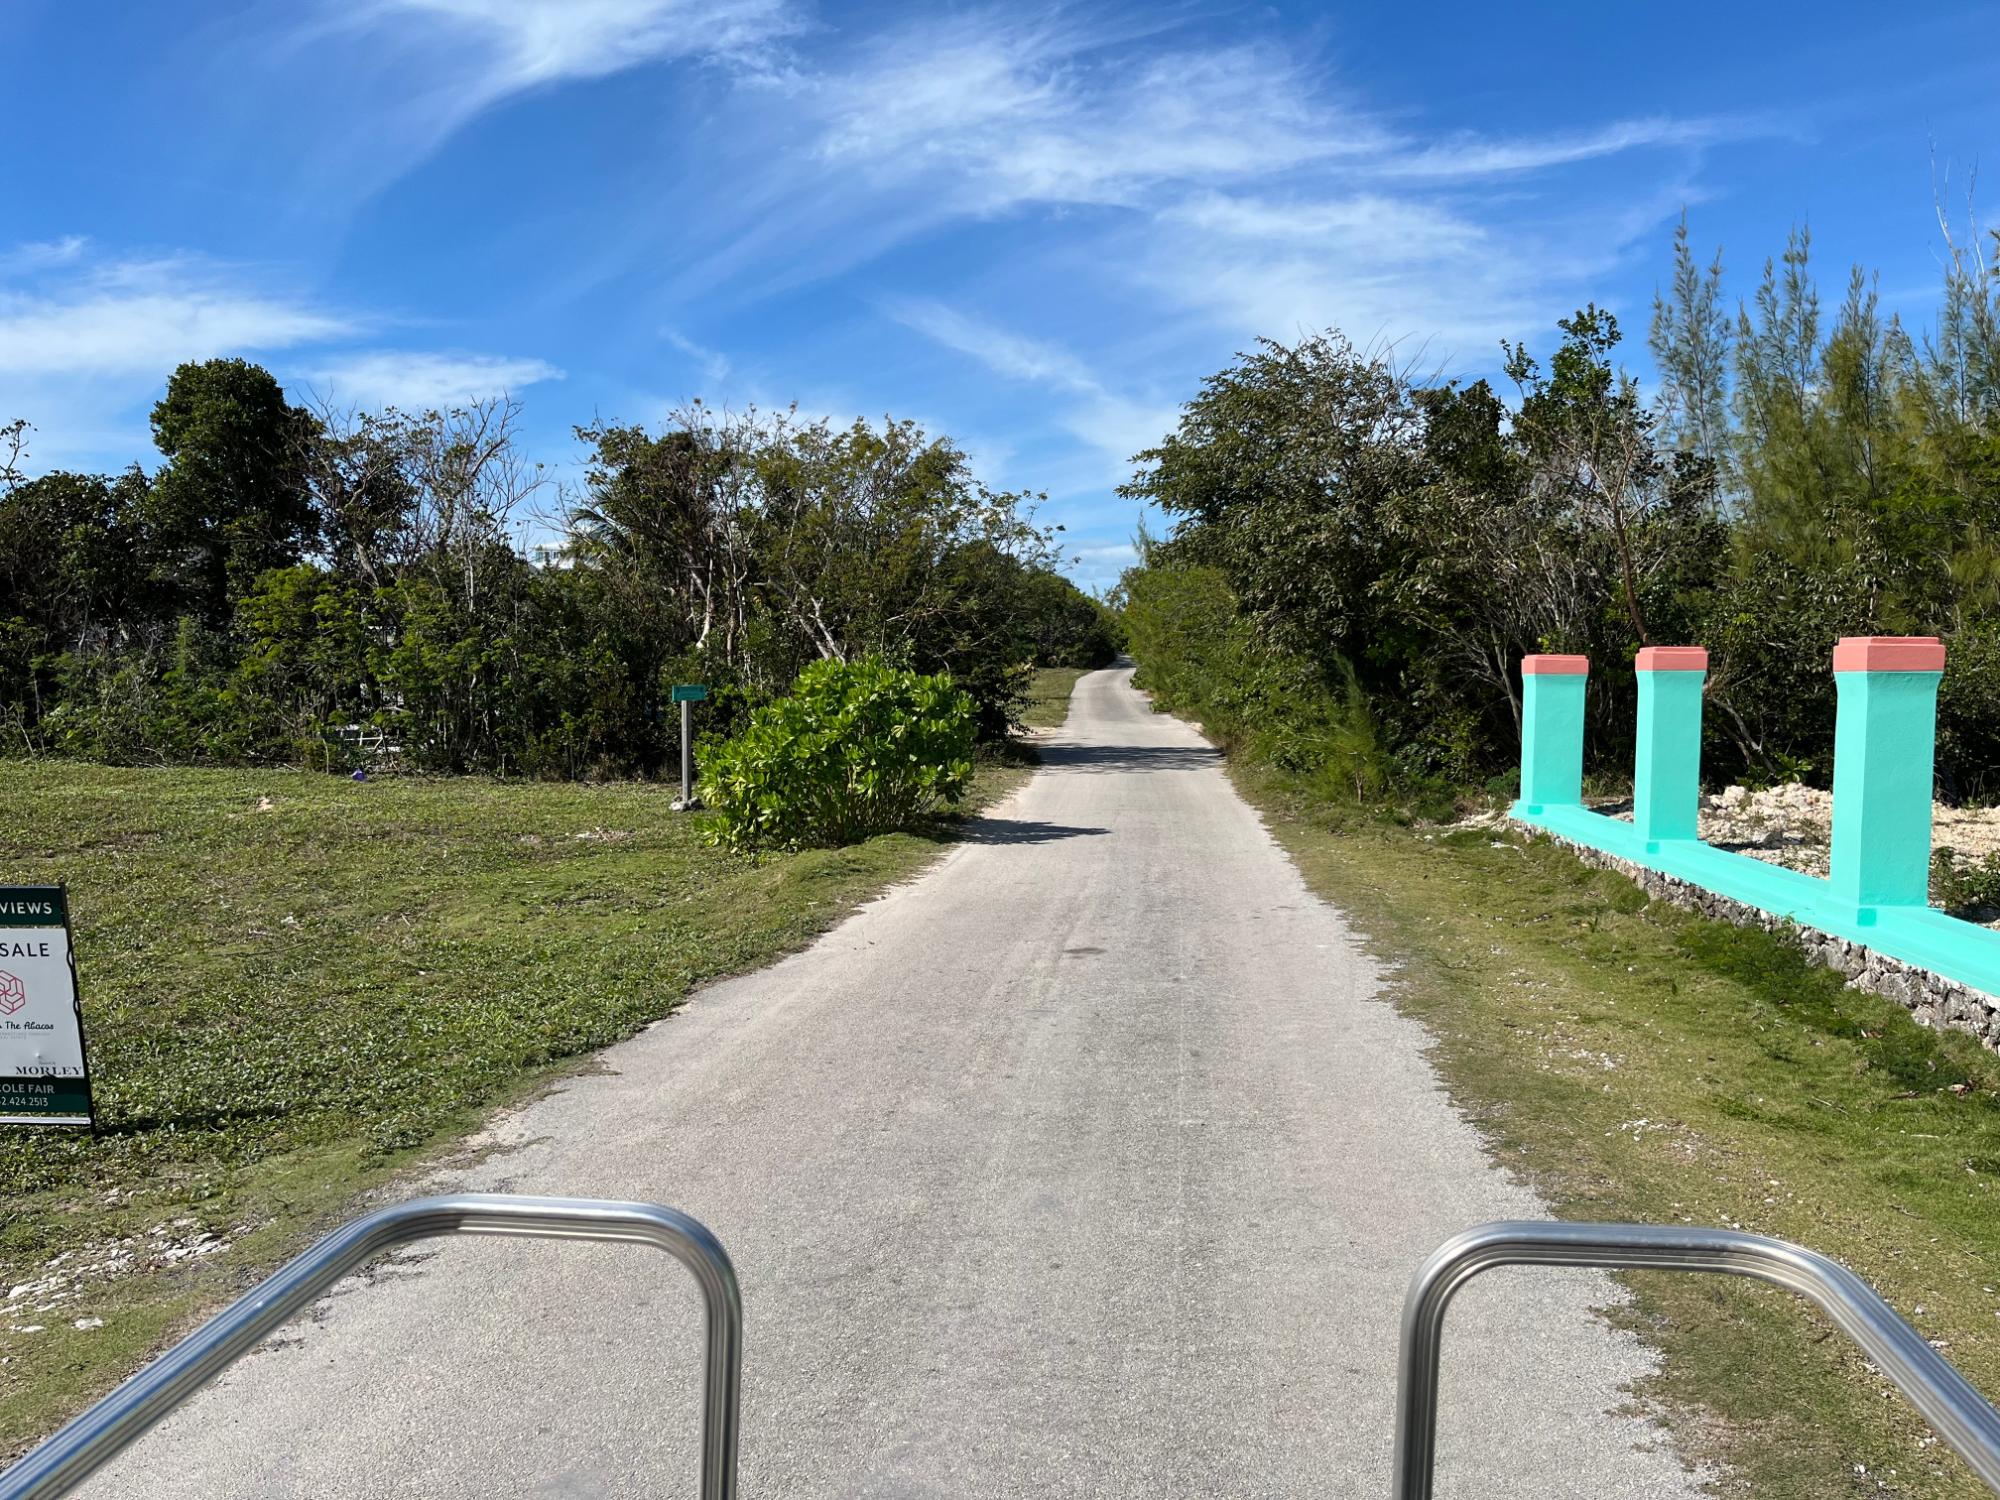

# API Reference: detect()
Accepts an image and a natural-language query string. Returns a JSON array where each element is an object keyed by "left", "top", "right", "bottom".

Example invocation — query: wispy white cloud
[
  {"left": 304, "top": 351, "right": 565, "bottom": 410},
  {"left": 0, "top": 247, "right": 352, "bottom": 473},
  {"left": 0, "top": 244, "right": 562, "bottom": 476},
  {"left": 814, "top": 17, "right": 1373, "bottom": 214},
  {"left": 1134, "top": 171, "right": 1725, "bottom": 360},
  {"left": 889, "top": 299, "right": 1176, "bottom": 470},
  {"left": 0, "top": 236, "right": 89, "bottom": 279},
  {"left": 1132, "top": 188, "right": 1534, "bottom": 353},
  {"left": 664, "top": 329, "right": 732, "bottom": 385},
  {"left": 1159, "top": 191, "right": 1487, "bottom": 254},
  {"left": 1377, "top": 116, "right": 1778, "bottom": 181},
  {"left": 534, "top": 0, "right": 1766, "bottom": 380},
  {"left": 0, "top": 253, "right": 352, "bottom": 377},
  {"left": 801, "top": 9, "right": 1772, "bottom": 383},
  {"left": 797, "top": 10, "right": 1763, "bottom": 221},
  {"left": 355, "top": 0, "right": 806, "bottom": 92},
  {"left": 644, "top": 5, "right": 1763, "bottom": 376},
  {"left": 890, "top": 299, "right": 1102, "bottom": 390},
  {"left": 310, "top": 0, "right": 808, "bottom": 172}
]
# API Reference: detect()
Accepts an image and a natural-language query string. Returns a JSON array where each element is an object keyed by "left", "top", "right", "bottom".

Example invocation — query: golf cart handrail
[
  {"left": 1394, "top": 1219, "right": 2000, "bottom": 1498},
  {"left": 0, "top": 1194, "right": 742, "bottom": 1500}
]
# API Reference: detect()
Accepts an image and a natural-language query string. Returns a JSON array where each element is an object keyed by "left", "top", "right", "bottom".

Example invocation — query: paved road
[{"left": 81, "top": 667, "right": 1703, "bottom": 1498}]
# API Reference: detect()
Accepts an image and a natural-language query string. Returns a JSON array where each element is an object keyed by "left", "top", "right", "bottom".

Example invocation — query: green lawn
[
  {"left": 1231, "top": 760, "right": 2000, "bottom": 1498},
  {"left": 0, "top": 754, "right": 1036, "bottom": 1456}
]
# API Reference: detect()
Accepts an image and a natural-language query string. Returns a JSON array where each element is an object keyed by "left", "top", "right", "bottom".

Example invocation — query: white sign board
[{"left": 0, "top": 885, "right": 94, "bottom": 1126}]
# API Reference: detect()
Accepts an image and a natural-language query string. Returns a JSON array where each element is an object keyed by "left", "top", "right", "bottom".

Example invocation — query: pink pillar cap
[
  {"left": 1522, "top": 654, "right": 1589, "bottom": 676},
  {"left": 1832, "top": 636, "right": 1945, "bottom": 673},
  {"left": 1635, "top": 646, "right": 1709, "bottom": 672}
]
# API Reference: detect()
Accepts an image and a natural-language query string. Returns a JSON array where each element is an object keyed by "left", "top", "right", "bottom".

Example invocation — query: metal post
[
  {"left": 1391, "top": 1220, "right": 2000, "bottom": 1499},
  {"left": 0, "top": 1195, "right": 742, "bottom": 1500},
  {"left": 681, "top": 697, "right": 694, "bottom": 806}
]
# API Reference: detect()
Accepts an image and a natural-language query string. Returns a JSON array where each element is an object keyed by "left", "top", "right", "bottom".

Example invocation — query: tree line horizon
[
  {"left": 0, "top": 373, "right": 1119, "bottom": 776},
  {"left": 7, "top": 205, "right": 1999, "bottom": 795}
]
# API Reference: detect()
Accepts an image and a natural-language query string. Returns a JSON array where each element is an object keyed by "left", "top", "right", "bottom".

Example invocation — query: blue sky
[{"left": 3, "top": 2, "right": 1996, "bottom": 590}]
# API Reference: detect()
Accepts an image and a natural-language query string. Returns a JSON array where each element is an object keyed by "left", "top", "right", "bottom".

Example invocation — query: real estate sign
[{"left": 0, "top": 885, "right": 95, "bottom": 1126}]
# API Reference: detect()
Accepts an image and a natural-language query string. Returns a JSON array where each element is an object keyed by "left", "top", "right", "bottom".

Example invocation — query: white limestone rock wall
[{"left": 1519, "top": 822, "right": 2000, "bottom": 1051}]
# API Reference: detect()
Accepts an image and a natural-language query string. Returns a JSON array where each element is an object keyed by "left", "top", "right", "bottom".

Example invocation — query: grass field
[
  {"left": 1229, "top": 760, "right": 2000, "bottom": 1498},
  {"left": 0, "top": 670, "right": 1084, "bottom": 1456}
]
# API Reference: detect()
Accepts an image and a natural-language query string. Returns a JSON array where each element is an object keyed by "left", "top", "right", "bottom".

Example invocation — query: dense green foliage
[
  {"left": 1, "top": 381, "right": 1116, "bottom": 774},
  {"left": 1121, "top": 559, "right": 1408, "bottom": 808},
  {"left": 1121, "top": 212, "right": 2000, "bottom": 804},
  {"left": 700, "top": 657, "right": 976, "bottom": 849}
]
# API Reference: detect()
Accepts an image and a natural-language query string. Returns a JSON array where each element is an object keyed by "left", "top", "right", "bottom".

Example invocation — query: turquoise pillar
[
  {"left": 1633, "top": 646, "right": 1708, "bottom": 848},
  {"left": 1519, "top": 655, "right": 1589, "bottom": 812},
  {"left": 1829, "top": 636, "right": 1945, "bottom": 915}
]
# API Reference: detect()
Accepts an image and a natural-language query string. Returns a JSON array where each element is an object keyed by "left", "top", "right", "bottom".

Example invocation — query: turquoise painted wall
[{"left": 1511, "top": 639, "right": 2000, "bottom": 997}]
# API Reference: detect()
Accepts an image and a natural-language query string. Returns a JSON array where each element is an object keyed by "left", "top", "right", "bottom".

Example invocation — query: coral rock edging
[{"left": 1515, "top": 818, "right": 2000, "bottom": 1051}]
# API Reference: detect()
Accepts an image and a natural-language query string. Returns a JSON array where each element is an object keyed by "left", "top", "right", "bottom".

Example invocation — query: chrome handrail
[
  {"left": 0, "top": 1194, "right": 742, "bottom": 1500},
  {"left": 1392, "top": 1219, "right": 2000, "bottom": 1498}
]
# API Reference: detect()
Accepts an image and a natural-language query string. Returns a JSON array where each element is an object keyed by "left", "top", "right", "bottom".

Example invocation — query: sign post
[
  {"left": 671, "top": 685, "right": 708, "bottom": 811},
  {"left": 0, "top": 885, "right": 96, "bottom": 1128}
]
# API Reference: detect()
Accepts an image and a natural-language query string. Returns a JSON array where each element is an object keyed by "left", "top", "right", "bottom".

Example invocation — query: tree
[
  {"left": 0, "top": 467, "right": 154, "bottom": 746},
  {"left": 1732, "top": 228, "right": 1847, "bottom": 557},
  {"left": 753, "top": 418, "right": 1048, "bottom": 658},
  {"left": 571, "top": 406, "right": 760, "bottom": 674},
  {"left": 0, "top": 419, "right": 29, "bottom": 493},
  {"left": 231, "top": 563, "right": 375, "bottom": 756},
  {"left": 396, "top": 395, "right": 548, "bottom": 605},
  {"left": 1382, "top": 380, "right": 1577, "bottom": 734},
  {"left": 1120, "top": 332, "right": 1427, "bottom": 663},
  {"left": 0, "top": 468, "right": 152, "bottom": 650},
  {"left": 1505, "top": 306, "right": 1708, "bottom": 647},
  {"left": 146, "top": 359, "right": 319, "bottom": 619},
  {"left": 298, "top": 401, "right": 422, "bottom": 589},
  {"left": 1015, "top": 565, "right": 1121, "bottom": 668},
  {"left": 1918, "top": 202, "right": 2000, "bottom": 437},
  {"left": 1650, "top": 213, "right": 1732, "bottom": 474}
]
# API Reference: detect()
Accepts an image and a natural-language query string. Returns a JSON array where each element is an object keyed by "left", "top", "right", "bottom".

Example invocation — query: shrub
[
  {"left": 1937, "top": 623, "right": 2000, "bottom": 805},
  {"left": 1933, "top": 848, "right": 2000, "bottom": 917},
  {"left": 700, "top": 656, "right": 976, "bottom": 849},
  {"left": 1122, "top": 561, "right": 1408, "bottom": 806}
]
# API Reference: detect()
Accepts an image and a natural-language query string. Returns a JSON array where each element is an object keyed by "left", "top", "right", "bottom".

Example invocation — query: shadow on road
[
  {"left": 952, "top": 819, "right": 1111, "bottom": 845},
  {"left": 1038, "top": 742, "right": 1221, "bottom": 774}
]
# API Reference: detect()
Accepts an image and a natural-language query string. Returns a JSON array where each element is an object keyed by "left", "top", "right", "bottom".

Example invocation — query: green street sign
[{"left": 671, "top": 684, "right": 708, "bottom": 702}]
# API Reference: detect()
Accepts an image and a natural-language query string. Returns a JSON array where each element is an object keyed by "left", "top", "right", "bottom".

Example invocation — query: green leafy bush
[
  {"left": 1933, "top": 847, "right": 2000, "bottom": 917},
  {"left": 700, "top": 657, "right": 975, "bottom": 849}
]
